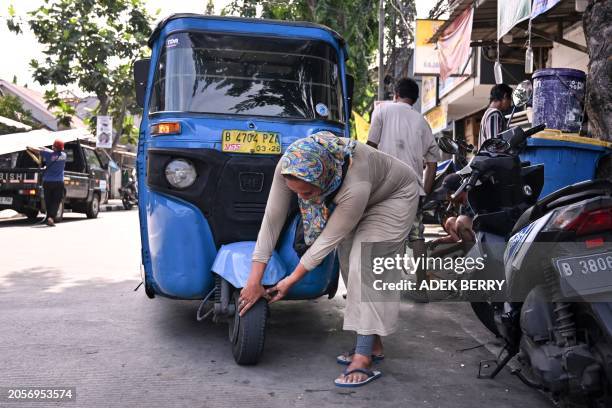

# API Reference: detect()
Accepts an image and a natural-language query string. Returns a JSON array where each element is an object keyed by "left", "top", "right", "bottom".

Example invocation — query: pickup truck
[{"left": 0, "top": 140, "right": 108, "bottom": 221}]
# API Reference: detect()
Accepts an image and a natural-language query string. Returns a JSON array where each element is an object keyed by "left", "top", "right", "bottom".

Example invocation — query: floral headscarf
[{"left": 280, "top": 131, "right": 356, "bottom": 245}]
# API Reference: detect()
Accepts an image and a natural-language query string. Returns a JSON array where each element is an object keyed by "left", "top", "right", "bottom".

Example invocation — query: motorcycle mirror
[
  {"left": 437, "top": 136, "right": 460, "bottom": 155},
  {"left": 512, "top": 80, "right": 533, "bottom": 107}
]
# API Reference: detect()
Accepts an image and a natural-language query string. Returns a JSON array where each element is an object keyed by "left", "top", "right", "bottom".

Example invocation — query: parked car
[{"left": 0, "top": 140, "right": 108, "bottom": 221}]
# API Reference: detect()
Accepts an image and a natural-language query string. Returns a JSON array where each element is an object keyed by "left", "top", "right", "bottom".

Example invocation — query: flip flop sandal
[
  {"left": 334, "top": 368, "right": 382, "bottom": 388},
  {"left": 336, "top": 350, "right": 385, "bottom": 365}
]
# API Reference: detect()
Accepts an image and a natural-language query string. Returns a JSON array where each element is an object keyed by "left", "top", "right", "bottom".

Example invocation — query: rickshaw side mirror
[
  {"left": 134, "top": 58, "right": 151, "bottom": 109},
  {"left": 346, "top": 74, "right": 355, "bottom": 115}
]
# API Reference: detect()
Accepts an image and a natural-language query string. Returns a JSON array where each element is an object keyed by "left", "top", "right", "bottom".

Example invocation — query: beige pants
[{"left": 338, "top": 184, "right": 419, "bottom": 336}]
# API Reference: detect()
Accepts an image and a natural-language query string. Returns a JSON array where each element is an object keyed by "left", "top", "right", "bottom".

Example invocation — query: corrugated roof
[{"left": 0, "top": 128, "right": 94, "bottom": 156}]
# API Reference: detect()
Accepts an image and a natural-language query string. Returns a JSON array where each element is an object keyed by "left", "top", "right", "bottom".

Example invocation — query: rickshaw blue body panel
[
  {"left": 137, "top": 16, "right": 349, "bottom": 300},
  {"left": 145, "top": 191, "right": 217, "bottom": 298},
  {"left": 211, "top": 216, "right": 339, "bottom": 300}
]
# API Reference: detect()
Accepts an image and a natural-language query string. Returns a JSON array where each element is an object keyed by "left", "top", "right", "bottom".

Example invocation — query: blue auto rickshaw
[{"left": 133, "top": 14, "right": 354, "bottom": 364}]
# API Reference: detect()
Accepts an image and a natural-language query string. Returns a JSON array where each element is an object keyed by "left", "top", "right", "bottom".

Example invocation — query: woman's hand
[
  {"left": 266, "top": 277, "right": 296, "bottom": 304},
  {"left": 266, "top": 263, "right": 309, "bottom": 304},
  {"left": 238, "top": 283, "right": 268, "bottom": 316}
]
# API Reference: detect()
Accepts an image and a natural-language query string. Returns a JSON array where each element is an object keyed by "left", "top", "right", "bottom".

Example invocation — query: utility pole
[{"left": 377, "top": 0, "right": 385, "bottom": 101}]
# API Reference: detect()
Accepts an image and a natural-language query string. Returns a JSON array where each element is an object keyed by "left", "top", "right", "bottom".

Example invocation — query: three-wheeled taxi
[{"left": 134, "top": 14, "right": 354, "bottom": 364}]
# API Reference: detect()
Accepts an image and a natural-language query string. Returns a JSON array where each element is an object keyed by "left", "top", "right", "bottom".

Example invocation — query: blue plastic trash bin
[{"left": 520, "top": 134, "right": 611, "bottom": 198}]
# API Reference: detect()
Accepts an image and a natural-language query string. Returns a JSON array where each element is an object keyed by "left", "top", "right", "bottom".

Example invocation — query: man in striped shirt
[{"left": 478, "top": 84, "right": 513, "bottom": 148}]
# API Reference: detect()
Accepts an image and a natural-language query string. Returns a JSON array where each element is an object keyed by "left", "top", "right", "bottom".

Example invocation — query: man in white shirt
[{"left": 367, "top": 78, "right": 440, "bottom": 301}]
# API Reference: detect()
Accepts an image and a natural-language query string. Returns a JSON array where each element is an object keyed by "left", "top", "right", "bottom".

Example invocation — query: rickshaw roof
[{"left": 148, "top": 14, "right": 346, "bottom": 50}]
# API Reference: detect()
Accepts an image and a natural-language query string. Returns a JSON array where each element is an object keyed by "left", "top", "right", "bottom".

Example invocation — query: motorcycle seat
[{"left": 510, "top": 179, "right": 612, "bottom": 235}]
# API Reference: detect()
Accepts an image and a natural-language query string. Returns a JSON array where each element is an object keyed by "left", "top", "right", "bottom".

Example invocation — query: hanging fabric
[
  {"left": 531, "top": 0, "right": 562, "bottom": 19},
  {"left": 498, "top": 0, "right": 531, "bottom": 40},
  {"left": 436, "top": 6, "right": 474, "bottom": 81}
]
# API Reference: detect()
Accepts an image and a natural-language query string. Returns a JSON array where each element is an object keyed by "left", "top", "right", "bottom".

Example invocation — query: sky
[{"left": 0, "top": 0, "right": 434, "bottom": 94}]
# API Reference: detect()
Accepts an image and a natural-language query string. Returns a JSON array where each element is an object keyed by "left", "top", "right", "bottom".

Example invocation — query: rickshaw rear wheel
[{"left": 230, "top": 292, "right": 267, "bottom": 365}]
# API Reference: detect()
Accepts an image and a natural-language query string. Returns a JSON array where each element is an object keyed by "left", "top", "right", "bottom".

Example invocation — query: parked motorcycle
[
  {"left": 422, "top": 135, "right": 474, "bottom": 226},
  {"left": 119, "top": 177, "right": 138, "bottom": 210},
  {"left": 459, "top": 81, "right": 612, "bottom": 406}
]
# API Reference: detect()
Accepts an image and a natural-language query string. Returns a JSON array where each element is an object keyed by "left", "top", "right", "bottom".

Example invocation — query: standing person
[
  {"left": 366, "top": 77, "right": 440, "bottom": 300},
  {"left": 26, "top": 139, "right": 67, "bottom": 226},
  {"left": 238, "top": 132, "right": 421, "bottom": 387},
  {"left": 478, "top": 84, "right": 513, "bottom": 148}
]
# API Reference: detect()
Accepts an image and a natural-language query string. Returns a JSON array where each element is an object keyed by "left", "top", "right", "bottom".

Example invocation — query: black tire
[
  {"left": 229, "top": 292, "right": 267, "bottom": 365},
  {"left": 122, "top": 197, "right": 133, "bottom": 210},
  {"left": 23, "top": 209, "right": 38, "bottom": 221},
  {"left": 86, "top": 194, "right": 100, "bottom": 219},
  {"left": 470, "top": 302, "right": 500, "bottom": 337}
]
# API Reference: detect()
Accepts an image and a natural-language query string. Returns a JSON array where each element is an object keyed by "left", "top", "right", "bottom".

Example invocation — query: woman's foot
[
  {"left": 46, "top": 217, "right": 55, "bottom": 227},
  {"left": 335, "top": 353, "right": 373, "bottom": 385},
  {"left": 336, "top": 335, "right": 385, "bottom": 364}
]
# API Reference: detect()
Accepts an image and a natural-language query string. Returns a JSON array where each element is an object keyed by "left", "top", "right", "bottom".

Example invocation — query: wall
[{"left": 548, "top": 23, "right": 588, "bottom": 72}]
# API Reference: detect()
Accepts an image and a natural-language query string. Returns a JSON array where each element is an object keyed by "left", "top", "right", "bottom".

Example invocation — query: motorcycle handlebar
[
  {"left": 451, "top": 171, "right": 479, "bottom": 200},
  {"left": 523, "top": 123, "right": 546, "bottom": 138},
  {"left": 509, "top": 123, "right": 546, "bottom": 149}
]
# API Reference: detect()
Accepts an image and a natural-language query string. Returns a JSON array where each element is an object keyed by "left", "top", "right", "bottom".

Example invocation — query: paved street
[{"left": 0, "top": 210, "right": 553, "bottom": 408}]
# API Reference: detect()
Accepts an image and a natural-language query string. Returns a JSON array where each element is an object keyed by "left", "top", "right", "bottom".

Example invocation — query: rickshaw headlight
[{"left": 165, "top": 159, "right": 197, "bottom": 189}]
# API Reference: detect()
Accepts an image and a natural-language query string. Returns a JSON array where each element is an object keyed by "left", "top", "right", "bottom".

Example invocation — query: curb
[
  {"left": 100, "top": 204, "right": 139, "bottom": 212},
  {"left": 100, "top": 204, "right": 128, "bottom": 212},
  {"left": 0, "top": 210, "right": 20, "bottom": 220}
]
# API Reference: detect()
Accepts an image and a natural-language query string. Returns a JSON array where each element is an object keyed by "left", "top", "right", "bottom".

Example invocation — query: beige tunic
[
  {"left": 252, "top": 142, "right": 419, "bottom": 270},
  {"left": 252, "top": 141, "right": 421, "bottom": 336}
]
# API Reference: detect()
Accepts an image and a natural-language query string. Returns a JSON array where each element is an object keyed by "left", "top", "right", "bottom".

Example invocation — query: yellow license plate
[{"left": 221, "top": 130, "right": 281, "bottom": 155}]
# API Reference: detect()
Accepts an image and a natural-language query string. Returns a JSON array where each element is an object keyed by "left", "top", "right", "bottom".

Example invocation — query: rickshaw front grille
[
  {"left": 146, "top": 147, "right": 298, "bottom": 248},
  {"left": 233, "top": 202, "right": 267, "bottom": 214}
]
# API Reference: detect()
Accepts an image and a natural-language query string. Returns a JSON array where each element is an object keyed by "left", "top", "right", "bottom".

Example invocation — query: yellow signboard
[
  {"left": 352, "top": 111, "right": 370, "bottom": 143},
  {"left": 424, "top": 104, "right": 448, "bottom": 134},
  {"left": 414, "top": 19, "right": 445, "bottom": 75}
]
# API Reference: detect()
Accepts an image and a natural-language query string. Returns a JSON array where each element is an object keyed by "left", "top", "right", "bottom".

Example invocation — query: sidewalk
[
  {"left": 0, "top": 209, "right": 19, "bottom": 220},
  {"left": 100, "top": 199, "right": 129, "bottom": 212}
]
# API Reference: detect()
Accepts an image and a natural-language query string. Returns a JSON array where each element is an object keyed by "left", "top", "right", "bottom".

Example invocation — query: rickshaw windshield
[{"left": 150, "top": 32, "right": 344, "bottom": 123}]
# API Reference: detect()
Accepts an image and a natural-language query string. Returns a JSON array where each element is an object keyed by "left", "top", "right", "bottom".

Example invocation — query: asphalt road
[{"left": 0, "top": 210, "right": 553, "bottom": 408}]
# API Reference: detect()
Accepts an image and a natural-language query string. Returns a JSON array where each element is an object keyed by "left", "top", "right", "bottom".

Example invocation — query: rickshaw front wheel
[{"left": 229, "top": 292, "right": 267, "bottom": 365}]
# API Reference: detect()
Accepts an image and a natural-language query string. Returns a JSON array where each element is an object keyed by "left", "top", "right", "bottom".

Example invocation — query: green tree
[
  {"left": 7, "top": 0, "right": 153, "bottom": 146},
  {"left": 0, "top": 94, "right": 40, "bottom": 135},
  {"left": 44, "top": 88, "right": 77, "bottom": 129},
  {"left": 223, "top": 0, "right": 416, "bottom": 116}
]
